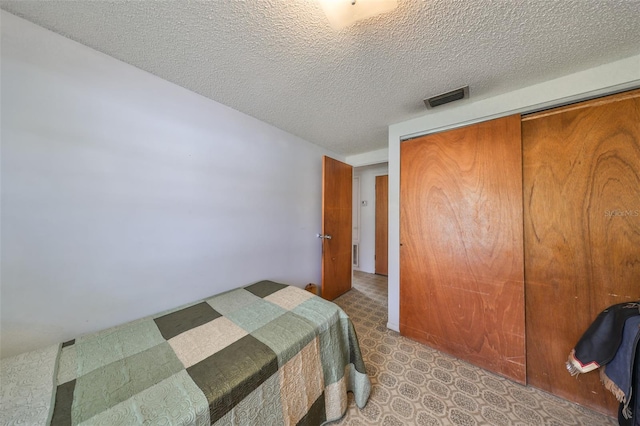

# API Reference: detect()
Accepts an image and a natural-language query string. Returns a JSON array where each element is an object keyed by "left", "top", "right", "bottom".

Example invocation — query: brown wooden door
[
  {"left": 321, "top": 156, "right": 353, "bottom": 301},
  {"left": 375, "top": 175, "right": 388, "bottom": 276},
  {"left": 400, "top": 115, "right": 526, "bottom": 383},
  {"left": 522, "top": 89, "right": 640, "bottom": 415}
]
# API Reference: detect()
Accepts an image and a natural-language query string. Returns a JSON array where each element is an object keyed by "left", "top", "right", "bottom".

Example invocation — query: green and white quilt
[{"left": 0, "top": 281, "right": 371, "bottom": 425}]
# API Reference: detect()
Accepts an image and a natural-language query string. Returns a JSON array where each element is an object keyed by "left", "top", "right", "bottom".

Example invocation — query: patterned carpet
[{"left": 328, "top": 271, "right": 615, "bottom": 426}]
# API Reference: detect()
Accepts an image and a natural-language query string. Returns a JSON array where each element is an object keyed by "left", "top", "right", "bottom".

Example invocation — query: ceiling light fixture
[{"left": 320, "top": 0, "right": 398, "bottom": 30}]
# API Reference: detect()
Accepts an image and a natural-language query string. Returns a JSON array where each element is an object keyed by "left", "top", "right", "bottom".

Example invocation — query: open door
[{"left": 320, "top": 156, "right": 353, "bottom": 300}]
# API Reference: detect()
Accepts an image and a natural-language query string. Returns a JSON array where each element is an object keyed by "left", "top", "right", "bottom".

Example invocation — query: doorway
[{"left": 352, "top": 163, "right": 389, "bottom": 276}]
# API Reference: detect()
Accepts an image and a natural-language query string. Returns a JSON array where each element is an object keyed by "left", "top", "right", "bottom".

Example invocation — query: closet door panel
[
  {"left": 523, "top": 89, "right": 640, "bottom": 415},
  {"left": 400, "top": 115, "right": 526, "bottom": 383}
]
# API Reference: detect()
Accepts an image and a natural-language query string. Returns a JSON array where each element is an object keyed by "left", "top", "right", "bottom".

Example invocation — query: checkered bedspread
[{"left": 0, "top": 281, "right": 371, "bottom": 425}]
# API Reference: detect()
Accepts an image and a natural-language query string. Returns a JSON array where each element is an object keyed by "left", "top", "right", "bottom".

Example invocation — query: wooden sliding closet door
[
  {"left": 523, "top": 89, "right": 640, "bottom": 415},
  {"left": 400, "top": 115, "right": 526, "bottom": 383}
]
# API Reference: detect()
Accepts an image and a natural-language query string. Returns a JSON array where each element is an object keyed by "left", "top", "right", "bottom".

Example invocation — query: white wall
[
  {"left": 385, "top": 54, "right": 640, "bottom": 332},
  {"left": 0, "top": 11, "right": 341, "bottom": 358},
  {"left": 346, "top": 148, "right": 388, "bottom": 167},
  {"left": 353, "top": 164, "right": 388, "bottom": 274}
]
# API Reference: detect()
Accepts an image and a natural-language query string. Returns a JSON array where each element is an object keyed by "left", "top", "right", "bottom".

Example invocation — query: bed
[{"left": 0, "top": 281, "right": 371, "bottom": 425}]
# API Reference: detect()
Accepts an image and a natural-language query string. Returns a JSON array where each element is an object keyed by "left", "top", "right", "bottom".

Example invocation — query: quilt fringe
[
  {"left": 600, "top": 367, "right": 633, "bottom": 419},
  {"left": 600, "top": 366, "right": 627, "bottom": 403}
]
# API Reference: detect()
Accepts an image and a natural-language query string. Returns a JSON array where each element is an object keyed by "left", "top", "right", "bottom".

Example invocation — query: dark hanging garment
[
  {"left": 566, "top": 302, "right": 640, "bottom": 425},
  {"left": 618, "top": 341, "right": 640, "bottom": 426}
]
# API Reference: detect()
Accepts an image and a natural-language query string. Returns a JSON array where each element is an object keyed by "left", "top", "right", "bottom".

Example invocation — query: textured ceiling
[{"left": 1, "top": 1, "right": 639, "bottom": 155}]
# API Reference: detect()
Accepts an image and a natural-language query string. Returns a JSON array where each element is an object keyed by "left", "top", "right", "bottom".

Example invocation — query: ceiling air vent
[{"left": 424, "top": 86, "right": 469, "bottom": 109}]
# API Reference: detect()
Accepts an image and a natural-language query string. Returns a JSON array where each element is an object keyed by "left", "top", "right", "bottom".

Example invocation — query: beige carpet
[{"left": 329, "top": 271, "right": 615, "bottom": 426}]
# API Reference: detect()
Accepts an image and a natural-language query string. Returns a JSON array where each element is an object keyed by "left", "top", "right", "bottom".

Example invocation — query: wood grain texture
[
  {"left": 375, "top": 175, "right": 388, "bottom": 276},
  {"left": 523, "top": 89, "right": 640, "bottom": 415},
  {"left": 322, "top": 156, "right": 353, "bottom": 301},
  {"left": 400, "top": 115, "right": 526, "bottom": 383}
]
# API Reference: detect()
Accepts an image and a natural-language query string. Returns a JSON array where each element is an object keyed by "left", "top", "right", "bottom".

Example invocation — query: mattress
[{"left": 0, "top": 280, "right": 371, "bottom": 425}]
